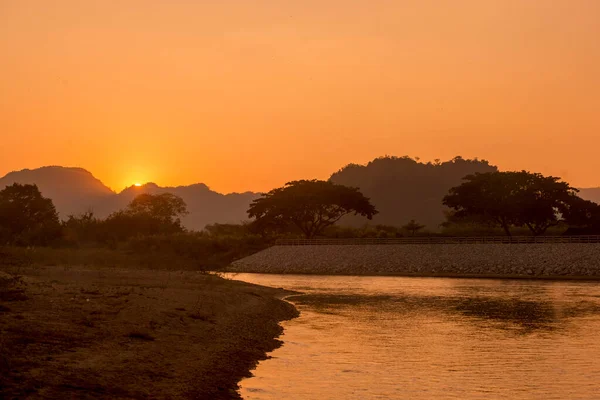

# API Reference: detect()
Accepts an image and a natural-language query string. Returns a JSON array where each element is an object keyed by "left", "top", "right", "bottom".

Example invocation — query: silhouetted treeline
[
  {"left": 2, "top": 163, "right": 600, "bottom": 272},
  {"left": 4, "top": 159, "right": 599, "bottom": 235},
  {"left": 0, "top": 166, "right": 257, "bottom": 231},
  {"left": 0, "top": 185, "right": 270, "bottom": 270},
  {"left": 60, "top": 214, "right": 272, "bottom": 270},
  {"left": 442, "top": 171, "right": 600, "bottom": 236}
]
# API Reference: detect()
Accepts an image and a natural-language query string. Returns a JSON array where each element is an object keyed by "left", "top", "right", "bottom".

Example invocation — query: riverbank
[
  {"left": 0, "top": 265, "right": 298, "bottom": 399},
  {"left": 229, "top": 244, "right": 600, "bottom": 279}
]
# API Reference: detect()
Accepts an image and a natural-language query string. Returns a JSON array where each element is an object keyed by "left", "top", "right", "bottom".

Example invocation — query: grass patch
[
  {"left": 126, "top": 331, "right": 155, "bottom": 341},
  {"left": 0, "top": 337, "right": 13, "bottom": 377},
  {"left": 80, "top": 289, "right": 101, "bottom": 295},
  {"left": 187, "top": 312, "right": 215, "bottom": 323},
  {"left": 0, "top": 274, "right": 28, "bottom": 302},
  {"left": 1, "top": 245, "right": 222, "bottom": 271},
  {"left": 79, "top": 317, "right": 95, "bottom": 328}
]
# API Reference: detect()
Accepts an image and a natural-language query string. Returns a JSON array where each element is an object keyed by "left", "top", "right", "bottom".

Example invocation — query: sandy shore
[{"left": 0, "top": 265, "right": 298, "bottom": 399}]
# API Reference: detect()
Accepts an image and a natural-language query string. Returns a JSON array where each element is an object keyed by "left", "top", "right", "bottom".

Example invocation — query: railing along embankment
[{"left": 276, "top": 235, "right": 600, "bottom": 246}]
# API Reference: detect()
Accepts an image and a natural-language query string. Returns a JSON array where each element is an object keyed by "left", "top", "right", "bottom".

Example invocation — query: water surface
[{"left": 230, "top": 274, "right": 600, "bottom": 399}]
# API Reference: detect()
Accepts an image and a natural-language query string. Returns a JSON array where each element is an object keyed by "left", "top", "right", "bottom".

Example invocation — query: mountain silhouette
[
  {"left": 0, "top": 166, "right": 115, "bottom": 218},
  {"left": 329, "top": 156, "right": 499, "bottom": 229},
  {"left": 578, "top": 188, "right": 600, "bottom": 205},
  {"left": 2, "top": 161, "right": 596, "bottom": 232},
  {"left": 0, "top": 167, "right": 258, "bottom": 230},
  {"left": 102, "top": 182, "right": 258, "bottom": 229}
]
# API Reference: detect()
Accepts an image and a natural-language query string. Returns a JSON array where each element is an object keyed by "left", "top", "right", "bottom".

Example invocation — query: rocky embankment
[{"left": 229, "top": 244, "right": 600, "bottom": 278}]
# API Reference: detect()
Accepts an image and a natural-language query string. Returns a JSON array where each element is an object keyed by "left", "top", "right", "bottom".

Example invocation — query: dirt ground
[{"left": 0, "top": 265, "right": 298, "bottom": 399}]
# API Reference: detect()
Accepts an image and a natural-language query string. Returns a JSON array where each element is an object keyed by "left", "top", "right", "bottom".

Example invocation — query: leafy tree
[
  {"left": 515, "top": 173, "right": 579, "bottom": 235},
  {"left": 63, "top": 210, "right": 101, "bottom": 245},
  {"left": 100, "top": 193, "right": 188, "bottom": 244},
  {"left": 126, "top": 193, "right": 188, "bottom": 225},
  {"left": 402, "top": 219, "right": 425, "bottom": 236},
  {"left": 443, "top": 172, "right": 520, "bottom": 236},
  {"left": 248, "top": 180, "right": 378, "bottom": 238},
  {"left": 443, "top": 171, "right": 578, "bottom": 236},
  {"left": 204, "top": 222, "right": 251, "bottom": 237},
  {"left": 561, "top": 196, "right": 600, "bottom": 233},
  {"left": 0, "top": 183, "right": 61, "bottom": 245}
]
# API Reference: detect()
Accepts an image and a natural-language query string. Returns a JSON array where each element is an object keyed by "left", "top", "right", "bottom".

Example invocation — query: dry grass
[
  {"left": 126, "top": 331, "right": 156, "bottom": 341},
  {"left": 0, "top": 273, "right": 27, "bottom": 302},
  {"left": 1, "top": 246, "right": 202, "bottom": 271}
]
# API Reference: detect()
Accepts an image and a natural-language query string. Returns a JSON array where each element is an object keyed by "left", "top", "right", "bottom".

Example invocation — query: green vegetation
[
  {"left": 1, "top": 188, "right": 272, "bottom": 271},
  {"left": 1, "top": 168, "right": 600, "bottom": 272},
  {"left": 321, "top": 224, "right": 406, "bottom": 238},
  {"left": 0, "top": 183, "right": 62, "bottom": 246},
  {"left": 443, "top": 171, "right": 600, "bottom": 236},
  {"left": 402, "top": 220, "right": 425, "bottom": 236},
  {"left": 248, "top": 180, "right": 378, "bottom": 238},
  {"left": 98, "top": 192, "right": 188, "bottom": 246}
]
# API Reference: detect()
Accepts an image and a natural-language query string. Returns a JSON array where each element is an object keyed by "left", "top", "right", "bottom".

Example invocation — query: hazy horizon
[
  {"left": 2, "top": 1, "right": 599, "bottom": 192},
  {"left": 2, "top": 155, "right": 600, "bottom": 195}
]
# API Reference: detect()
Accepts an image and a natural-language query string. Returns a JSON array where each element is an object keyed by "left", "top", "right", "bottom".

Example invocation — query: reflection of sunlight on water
[{"left": 234, "top": 274, "right": 600, "bottom": 400}]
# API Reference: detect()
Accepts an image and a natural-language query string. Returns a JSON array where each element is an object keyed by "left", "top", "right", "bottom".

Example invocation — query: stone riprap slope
[{"left": 229, "top": 244, "right": 600, "bottom": 277}]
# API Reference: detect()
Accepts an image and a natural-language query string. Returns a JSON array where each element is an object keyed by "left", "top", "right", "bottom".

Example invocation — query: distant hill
[
  {"left": 329, "top": 156, "right": 498, "bottom": 229},
  {"left": 0, "top": 166, "right": 115, "bottom": 218},
  {"left": 4, "top": 161, "right": 590, "bottom": 232},
  {"left": 578, "top": 188, "right": 600, "bottom": 204},
  {"left": 100, "top": 183, "right": 259, "bottom": 230},
  {"left": 0, "top": 166, "right": 258, "bottom": 230}
]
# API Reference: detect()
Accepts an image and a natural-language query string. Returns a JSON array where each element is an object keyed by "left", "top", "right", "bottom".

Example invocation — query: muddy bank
[
  {"left": 0, "top": 265, "right": 298, "bottom": 399},
  {"left": 229, "top": 244, "right": 600, "bottom": 279}
]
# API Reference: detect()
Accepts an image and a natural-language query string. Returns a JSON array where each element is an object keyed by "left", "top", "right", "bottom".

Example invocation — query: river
[{"left": 229, "top": 273, "right": 600, "bottom": 399}]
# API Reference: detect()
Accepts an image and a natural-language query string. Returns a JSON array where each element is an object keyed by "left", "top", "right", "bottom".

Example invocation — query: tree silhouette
[
  {"left": 402, "top": 219, "right": 425, "bottom": 236},
  {"left": 0, "top": 183, "right": 61, "bottom": 245},
  {"left": 101, "top": 193, "right": 188, "bottom": 243},
  {"left": 443, "top": 171, "right": 578, "bottom": 236},
  {"left": 248, "top": 180, "right": 378, "bottom": 238},
  {"left": 125, "top": 193, "right": 188, "bottom": 225},
  {"left": 561, "top": 196, "right": 600, "bottom": 234},
  {"left": 63, "top": 210, "right": 100, "bottom": 244}
]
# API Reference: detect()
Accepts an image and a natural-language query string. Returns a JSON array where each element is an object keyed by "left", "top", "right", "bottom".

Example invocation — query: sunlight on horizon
[{"left": 1, "top": 1, "right": 599, "bottom": 192}]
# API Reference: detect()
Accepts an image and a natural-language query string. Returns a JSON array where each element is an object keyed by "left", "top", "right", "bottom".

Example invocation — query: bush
[
  {"left": 321, "top": 224, "right": 407, "bottom": 238},
  {"left": 0, "top": 184, "right": 62, "bottom": 246},
  {"left": 125, "top": 232, "right": 271, "bottom": 270}
]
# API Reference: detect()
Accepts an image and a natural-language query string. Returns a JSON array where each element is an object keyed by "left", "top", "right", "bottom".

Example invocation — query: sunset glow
[
  {"left": 3, "top": 2, "right": 600, "bottom": 397},
  {"left": 1, "top": 1, "right": 599, "bottom": 192}
]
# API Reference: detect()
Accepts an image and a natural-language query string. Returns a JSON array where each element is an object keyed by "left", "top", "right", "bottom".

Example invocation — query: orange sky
[{"left": 1, "top": 1, "right": 599, "bottom": 193}]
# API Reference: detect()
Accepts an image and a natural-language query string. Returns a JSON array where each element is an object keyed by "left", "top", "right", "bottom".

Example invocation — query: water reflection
[
  {"left": 287, "top": 292, "right": 600, "bottom": 335},
  {"left": 233, "top": 274, "right": 600, "bottom": 400}
]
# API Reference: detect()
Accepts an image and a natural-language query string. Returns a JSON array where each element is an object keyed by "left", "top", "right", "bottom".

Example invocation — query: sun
[{"left": 134, "top": 183, "right": 143, "bottom": 187}]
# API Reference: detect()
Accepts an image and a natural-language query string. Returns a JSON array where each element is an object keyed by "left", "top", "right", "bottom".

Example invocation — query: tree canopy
[
  {"left": 402, "top": 220, "right": 425, "bottom": 236},
  {"left": 443, "top": 171, "right": 579, "bottom": 236},
  {"left": 125, "top": 193, "right": 188, "bottom": 225},
  {"left": 560, "top": 196, "right": 600, "bottom": 234},
  {"left": 248, "top": 180, "right": 378, "bottom": 238},
  {"left": 101, "top": 193, "right": 189, "bottom": 242},
  {"left": 0, "top": 183, "right": 61, "bottom": 245}
]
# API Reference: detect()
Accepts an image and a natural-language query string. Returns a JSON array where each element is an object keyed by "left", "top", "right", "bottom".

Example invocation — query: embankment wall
[{"left": 229, "top": 244, "right": 600, "bottom": 278}]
